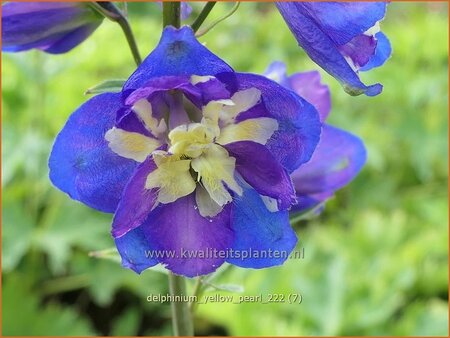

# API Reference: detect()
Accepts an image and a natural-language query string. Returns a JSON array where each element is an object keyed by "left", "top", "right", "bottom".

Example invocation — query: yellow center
[{"left": 104, "top": 77, "right": 280, "bottom": 217}]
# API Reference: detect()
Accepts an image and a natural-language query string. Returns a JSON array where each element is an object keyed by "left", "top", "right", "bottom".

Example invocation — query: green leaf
[
  {"left": 85, "top": 79, "right": 126, "bottom": 95},
  {"left": 205, "top": 282, "right": 244, "bottom": 293},
  {"left": 110, "top": 307, "right": 141, "bottom": 336},
  {"left": 1, "top": 203, "right": 34, "bottom": 272},
  {"left": 2, "top": 275, "right": 95, "bottom": 335}
]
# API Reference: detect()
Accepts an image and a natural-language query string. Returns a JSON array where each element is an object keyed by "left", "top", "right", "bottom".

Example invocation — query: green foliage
[{"left": 2, "top": 2, "right": 448, "bottom": 336}]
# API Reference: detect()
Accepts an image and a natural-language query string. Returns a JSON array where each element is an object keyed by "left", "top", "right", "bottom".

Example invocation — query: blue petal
[
  {"left": 116, "top": 193, "right": 234, "bottom": 277},
  {"left": 216, "top": 72, "right": 321, "bottom": 172},
  {"left": 276, "top": 2, "right": 386, "bottom": 96},
  {"left": 1, "top": 2, "right": 101, "bottom": 53},
  {"left": 123, "top": 26, "right": 233, "bottom": 93},
  {"left": 115, "top": 225, "right": 160, "bottom": 273},
  {"left": 227, "top": 187, "right": 298, "bottom": 268},
  {"left": 290, "top": 124, "right": 366, "bottom": 212},
  {"left": 298, "top": 2, "right": 387, "bottom": 46},
  {"left": 49, "top": 93, "right": 138, "bottom": 213},
  {"left": 360, "top": 32, "right": 392, "bottom": 71}
]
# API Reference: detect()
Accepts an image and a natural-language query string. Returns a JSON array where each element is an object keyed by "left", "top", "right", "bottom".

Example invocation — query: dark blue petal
[
  {"left": 224, "top": 141, "right": 295, "bottom": 210},
  {"left": 360, "top": 32, "right": 392, "bottom": 71},
  {"left": 123, "top": 26, "right": 233, "bottom": 93},
  {"left": 41, "top": 22, "right": 101, "bottom": 54},
  {"left": 2, "top": 2, "right": 102, "bottom": 53},
  {"left": 216, "top": 72, "right": 321, "bottom": 173},
  {"left": 291, "top": 124, "right": 366, "bottom": 210},
  {"left": 49, "top": 93, "right": 138, "bottom": 213},
  {"left": 116, "top": 193, "right": 234, "bottom": 276},
  {"left": 227, "top": 187, "right": 297, "bottom": 268},
  {"left": 276, "top": 2, "right": 386, "bottom": 96}
]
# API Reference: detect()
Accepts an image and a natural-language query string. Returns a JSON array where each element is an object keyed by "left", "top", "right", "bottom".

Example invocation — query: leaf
[
  {"left": 110, "top": 308, "right": 141, "bottom": 336},
  {"left": 1, "top": 203, "right": 34, "bottom": 272},
  {"left": 205, "top": 282, "right": 244, "bottom": 293},
  {"left": 85, "top": 79, "right": 126, "bottom": 95},
  {"left": 2, "top": 275, "right": 95, "bottom": 335}
]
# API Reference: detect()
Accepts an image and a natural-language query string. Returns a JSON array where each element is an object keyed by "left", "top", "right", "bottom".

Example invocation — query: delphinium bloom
[
  {"left": 265, "top": 62, "right": 367, "bottom": 214},
  {"left": 276, "top": 1, "right": 391, "bottom": 96},
  {"left": 49, "top": 27, "right": 321, "bottom": 277},
  {"left": 1, "top": 2, "right": 103, "bottom": 54}
]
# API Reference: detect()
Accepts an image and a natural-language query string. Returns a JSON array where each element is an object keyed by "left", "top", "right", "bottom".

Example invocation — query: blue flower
[
  {"left": 276, "top": 2, "right": 391, "bottom": 96},
  {"left": 265, "top": 61, "right": 367, "bottom": 214},
  {"left": 2, "top": 2, "right": 103, "bottom": 54},
  {"left": 49, "top": 27, "right": 321, "bottom": 277}
]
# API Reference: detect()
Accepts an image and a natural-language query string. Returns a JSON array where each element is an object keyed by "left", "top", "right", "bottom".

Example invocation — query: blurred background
[{"left": 2, "top": 2, "right": 448, "bottom": 336}]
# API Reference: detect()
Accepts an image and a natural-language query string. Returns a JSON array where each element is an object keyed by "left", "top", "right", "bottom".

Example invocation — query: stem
[
  {"left": 116, "top": 18, "right": 142, "bottom": 66},
  {"left": 191, "top": 2, "right": 216, "bottom": 32},
  {"left": 89, "top": 2, "right": 142, "bottom": 66},
  {"left": 196, "top": 2, "right": 240, "bottom": 38},
  {"left": 189, "top": 277, "right": 204, "bottom": 314},
  {"left": 163, "top": 2, "right": 181, "bottom": 28},
  {"left": 168, "top": 273, "right": 194, "bottom": 336},
  {"left": 162, "top": 6, "right": 193, "bottom": 336}
]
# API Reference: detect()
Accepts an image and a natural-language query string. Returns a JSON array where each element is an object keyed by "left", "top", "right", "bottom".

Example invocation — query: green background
[{"left": 2, "top": 2, "right": 448, "bottom": 336}]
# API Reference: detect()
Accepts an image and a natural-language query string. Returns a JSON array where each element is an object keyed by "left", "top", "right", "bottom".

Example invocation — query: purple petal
[
  {"left": 49, "top": 93, "right": 138, "bottom": 213},
  {"left": 123, "top": 26, "right": 233, "bottom": 94},
  {"left": 216, "top": 72, "right": 321, "bottom": 173},
  {"left": 111, "top": 157, "right": 158, "bottom": 238},
  {"left": 361, "top": 32, "right": 392, "bottom": 71},
  {"left": 288, "top": 70, "right": 331, "bottom": 122},
  {"left": 2, "top": 2, "right": 102, "bottom": 53},
  {"left": 180, "top": 2, "right": 193, "bottom": 20},
  {"left": 116, "top": 193, "right": 234, "bottom": 277},
  {"left": 291, "top": 124, "right": 366, "bottom": 197},
  {"left": 125, "top": 76, "right": 201, "bottom": 106},
  {"left": 224, "top": 141, "right": 295, "bottom": 210},
  {"left": 227, "top": 187, "right": 297, "bottom": 268},
  {"left": 338, "top": 34, "right": 377, "bottom": 70}
]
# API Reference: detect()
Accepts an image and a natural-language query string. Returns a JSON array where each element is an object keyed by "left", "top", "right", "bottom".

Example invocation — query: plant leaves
[{"left": 85, "top": 79, "right": 126, "bottom": 95}]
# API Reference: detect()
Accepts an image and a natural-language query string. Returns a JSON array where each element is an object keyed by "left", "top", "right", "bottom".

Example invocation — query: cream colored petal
[
  {"left": 105, "top": 127, "right": 161, "bottom": 162},
  {"left": 191, "top": 144, "right": 242, "bottom": 206},
  {"left": 222, "top": 88, "right": 261, "bottom": 120},
  {"left": 195, "top": 185, "right": 223, "bottom": 217},
  {"left": 132, "top": 99, "right": 167, "bottom": 137},
  {"left": 191, "top": 75, "right": 215, "bottom": 85},
  {"left": 145, "top": 159, "right": 196, "bottom": 204},
  {"left": 261, "top": 195, "right": 279, "bottom": 212},
  {"left": 217, "top": 117, "right": 278, "bottom": 145},
  {"left": 168, "top": 123, "right": 214, "bottom": 158}
]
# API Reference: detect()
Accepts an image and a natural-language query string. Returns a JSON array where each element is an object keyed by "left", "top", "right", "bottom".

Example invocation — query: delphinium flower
[
  {"left": 265, "top": 61, "right": 367, "bottom": 214},
  {"left": 1, "top": 2, "right": 103, "bottom": 54},
  {"left": 275, "top": 1, "right": 391, "bottom": 96},
  {"left": 49, "top": 26, "right": 322, "bottom": 277}
]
